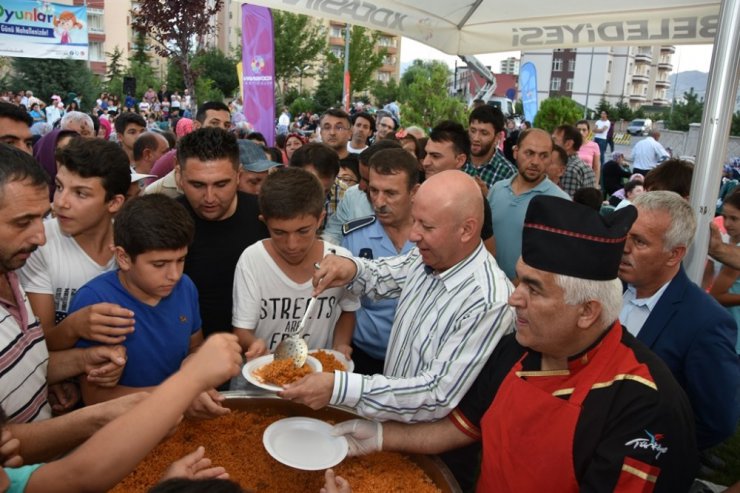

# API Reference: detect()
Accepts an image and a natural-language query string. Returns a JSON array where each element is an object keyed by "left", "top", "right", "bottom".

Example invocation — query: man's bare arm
[
  {"left": 47, "top": 346, "right": 126, "bottom": 386},
  {"left": 383, "top": 418, "right": 474, "bottom": 454},
  {"left": 26, "top": 293, "right": 55, "bottom": 343},
  {"left": 332, "top": 417, "right": 475, "bottom": 456},
  {"left": 6, "top": 392, "right": 146, "bottom": 462}
]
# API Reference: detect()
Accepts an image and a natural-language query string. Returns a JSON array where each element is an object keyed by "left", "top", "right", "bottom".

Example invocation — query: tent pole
[{"left": 685, "top": 0, "right": 740, "bottom": 284}]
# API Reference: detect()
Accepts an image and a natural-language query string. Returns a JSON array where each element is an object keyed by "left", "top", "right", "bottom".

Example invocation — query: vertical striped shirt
[
  {"left": 330, "top": 242, "right": 515, "bottom": 422},
  {"left": 0, "top": 272, "right": 51, "bottom": 423}
]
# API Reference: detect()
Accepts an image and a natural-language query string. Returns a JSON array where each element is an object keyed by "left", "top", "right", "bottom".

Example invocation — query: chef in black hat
[{"left": 331, "top": 195, "right": 698, "bottom": 493}]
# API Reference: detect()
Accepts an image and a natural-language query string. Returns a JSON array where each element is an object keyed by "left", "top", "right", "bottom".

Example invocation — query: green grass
[{"left": 704, "top": 424, "right": 740, "bottom": 486}]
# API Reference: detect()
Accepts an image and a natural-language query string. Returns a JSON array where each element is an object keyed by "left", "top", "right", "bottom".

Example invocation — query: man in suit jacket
[{"left": 619, "top": 191, "right": 740, "bottom": 450}]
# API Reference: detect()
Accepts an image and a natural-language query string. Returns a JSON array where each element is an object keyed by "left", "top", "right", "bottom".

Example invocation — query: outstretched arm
[{"left": 25, "top": 334, "right": 242, "bottom": 493}]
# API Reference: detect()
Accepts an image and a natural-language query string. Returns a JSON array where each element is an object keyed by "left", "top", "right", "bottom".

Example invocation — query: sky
[{"left": 400, "top": 38, "right": 715, "bottom": 75}]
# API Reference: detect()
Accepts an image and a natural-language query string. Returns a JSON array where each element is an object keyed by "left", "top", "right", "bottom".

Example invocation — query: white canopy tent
[{"left": 242, "top": 0, "right": 740, "bottom": 282}]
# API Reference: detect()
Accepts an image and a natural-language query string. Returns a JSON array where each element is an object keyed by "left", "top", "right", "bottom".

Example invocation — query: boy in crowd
[
  {"left": 71, "top": 195, "right": 227, "bottom": 418},
  {"left": 114, "top": 112, "right": 146, "bottom": 163},
  {"left": 232, "top": 167, "right": 359, "bottom": 358},
  {"left": 20, "top": 138, "right": 135, "bottom": 352}
]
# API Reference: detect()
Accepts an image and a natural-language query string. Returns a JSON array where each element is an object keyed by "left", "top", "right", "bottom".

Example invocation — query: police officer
[{"left": 341, "top": 148, "right": 418, "bottom": 374}]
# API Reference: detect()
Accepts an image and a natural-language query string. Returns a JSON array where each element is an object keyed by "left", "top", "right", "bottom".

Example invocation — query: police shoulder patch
[{"left": 342, "top": 215, "right": 376, "bottom": 236}]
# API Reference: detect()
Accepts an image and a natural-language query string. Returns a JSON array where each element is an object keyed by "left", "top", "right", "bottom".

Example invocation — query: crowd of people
[{"left": 0, "top": 90, "right": 737, "bottom": 493}]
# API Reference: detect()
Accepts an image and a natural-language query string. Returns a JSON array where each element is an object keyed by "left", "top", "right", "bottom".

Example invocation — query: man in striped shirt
[
  {"left": 281, "top": 170, "right": 515, "bottom": 422},
  {"left": 0, "top": 144, "right": 140, "bottom": 463}
]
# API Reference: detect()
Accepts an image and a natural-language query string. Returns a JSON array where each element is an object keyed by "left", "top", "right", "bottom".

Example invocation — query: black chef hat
[{"left": 522, "top": 196, "right": 637, "bottom": 280}]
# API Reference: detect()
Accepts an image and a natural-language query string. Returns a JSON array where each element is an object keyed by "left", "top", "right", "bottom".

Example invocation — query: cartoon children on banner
[{"left": 53, "top": 11, "right": 83, "bottom": 45}]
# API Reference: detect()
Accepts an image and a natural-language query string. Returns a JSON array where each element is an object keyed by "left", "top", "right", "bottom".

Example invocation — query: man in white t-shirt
[
  {"left": 593, "top": 110, "right": 611, "bottom": 167},
  {"left": 232, "top": 167, "right": 359, "bottom": 358},
  {"left": 277, "top": 107, "right": 291, "bottom": 136},
  {"left": 347, "top": 112, "right": 374, "bottom": 155},
  {"left": 20, "top": 138, "right": 136, "bottom": 353}
]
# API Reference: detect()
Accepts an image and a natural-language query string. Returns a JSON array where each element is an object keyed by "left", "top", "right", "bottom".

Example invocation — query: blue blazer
[{"left": 637, "top": 267, "right": 740, "bottom": 450}]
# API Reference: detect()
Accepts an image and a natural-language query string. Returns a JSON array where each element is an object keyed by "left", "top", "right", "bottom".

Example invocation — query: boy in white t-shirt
[
  {"left": 20, "top": 138, "right": 136, "bottom": 354},
  {"left": 232, "top": 167, "right": 359, "bottom": 358}
]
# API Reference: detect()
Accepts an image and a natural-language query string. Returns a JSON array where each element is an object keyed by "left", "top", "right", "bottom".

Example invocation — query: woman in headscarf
[{"left": 98, "top": 117, "right": 112, "bottom": 140}]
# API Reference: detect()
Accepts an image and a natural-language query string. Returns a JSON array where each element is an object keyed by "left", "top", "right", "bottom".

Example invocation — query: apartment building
[
  {"left": 521, "top": 46, "right": 674, "bottom": 110},
  {"left": 499, "top": 56, "right": 520, "bottom": 75}
]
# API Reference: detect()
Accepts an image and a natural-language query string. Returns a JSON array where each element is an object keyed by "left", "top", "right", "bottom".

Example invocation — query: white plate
[
  {"left": 263, "top": 417, "right": 348, "bottom": 470},
  {"left": 308, "top": 349, "right": 355, "bottom": 373},
  {"left": 242, "top": 354, "right": 322, "bottom": 392}
]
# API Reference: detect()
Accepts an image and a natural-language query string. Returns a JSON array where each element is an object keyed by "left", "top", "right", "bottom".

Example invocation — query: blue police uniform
[{"left": 341, "top": 215, "right": 415, "bottom": 374}]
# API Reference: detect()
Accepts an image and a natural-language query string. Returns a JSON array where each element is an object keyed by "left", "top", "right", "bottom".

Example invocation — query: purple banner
[{"left": 242, "top": 4, "right": 275, "bottom": 147}]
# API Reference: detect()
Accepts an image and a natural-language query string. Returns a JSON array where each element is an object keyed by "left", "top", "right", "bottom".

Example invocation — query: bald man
[{"left": 281, "top": 170, "right": 515, "bottom": 423}]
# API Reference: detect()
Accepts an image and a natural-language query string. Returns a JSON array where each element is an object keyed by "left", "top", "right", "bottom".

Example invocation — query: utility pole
[
  {"left": 583, "top": 47, "right": 595, "bottom": 119},
  {"left": 342, "top": 24, "right": 351, "bottom": 112}
]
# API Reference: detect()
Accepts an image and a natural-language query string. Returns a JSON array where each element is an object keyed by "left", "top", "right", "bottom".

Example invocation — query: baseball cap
[{"left": 238, "top": 139, "right": 281, "bottom": 173}]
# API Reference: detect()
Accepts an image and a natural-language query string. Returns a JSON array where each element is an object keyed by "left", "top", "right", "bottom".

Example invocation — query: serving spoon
[{"left": 274, "top": 297, "right": 317, "bottom": 368}]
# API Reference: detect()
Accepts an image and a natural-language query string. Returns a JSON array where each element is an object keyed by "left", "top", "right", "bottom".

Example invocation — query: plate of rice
[
  {"left": 309, "top": 349, "right": 355, "bottom": 373},
  {"left": 243, "top": 354, "right": 323, "bottom": 392}
]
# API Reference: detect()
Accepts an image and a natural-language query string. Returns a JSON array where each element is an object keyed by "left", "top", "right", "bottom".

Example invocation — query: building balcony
[
  {"left": 660, "top": 45, "right": 676, "bottom": 54},
  {"left": 655, "top": 79, "right": 670, "bottom": 88},
  {"left": 90, "top": 61, "right": 106, "bottom": 76},
  {"left": 329, "top": 37, "right": 345, "bottom": 46},
  {"left": 632, "top": 73, "right": 649, "bottom": 83},
  {"left": 658, "top": 61, "right": 673, "bottom": 70},
  {"left": 653, "top": 97, "right": 670, "bottom": 106},
  {"left": 629, "top": 93, "right": 647, "bottom": 102},
  {"left": 634, "top": 52, "right": 652, "bottom": 63}
]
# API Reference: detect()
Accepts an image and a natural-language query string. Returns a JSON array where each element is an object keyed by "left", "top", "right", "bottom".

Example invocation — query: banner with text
[
  {"left": 242, "top": 3, "right": 275, "bottom": 147},
  {"left": 0, "top": 1, "right": 88, "bottom": 60}
]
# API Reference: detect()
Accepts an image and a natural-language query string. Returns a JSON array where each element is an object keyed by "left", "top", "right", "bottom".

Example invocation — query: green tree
[
  {"left": 514, "top": 100, "right": 524, "bottom": 115},
  {"left": 667, "top": 88, "right": 704, "bottom": 131},
  {"left": 289, "top": 96, "right": 316, "bottom": 117},
  {"left": 312, "top": 25, "right": 388, "bottom": 108},
  {"left": 195, "top": 77, "right": 223, "bottom": 105},
  {"left": 272, "top": 11, "right": 326, "bottom": 94},
  {"left": 192, "top": 48, "right": 239, "bottom": 98},
  {"left": 130, "top": 30, "right": 150, "bottom": 66},
  {"left": 533, "top": 97, "right": 581, "bottom": 133},
  {"left": 122, "top": 30, "right": 161, "bottom": 100},
  {"left": 10, "top": 58, "right": 100, "bottom": 111},
  {"left": 313, "top": 63, "right": 343, "bottom": 111},
  {"left": 399, "top": 60, "right": 467, "bottom": 128},
  {"left": 370, "top": 78, "right": 399, "bottom": 107},
  {"left": 131, "top": 0, "right": 223, "bottom": 106},
  {"left": 732, "top": 111, "right": 740, "bottom": 137},
  {"left": 596, "top": 98, "right": 616, "bottom": 119},
  {"left": 104, "top": 46, "right": 125, "bottom": 97},
  {"left": 614, "top": 98, "right": 633, "bottom": 121},
  {"left": 343, "top": 26, "right": 386, "bottom": 98},
  {"left": 165, "top": 58, "right": 185, "bottom": 92}
]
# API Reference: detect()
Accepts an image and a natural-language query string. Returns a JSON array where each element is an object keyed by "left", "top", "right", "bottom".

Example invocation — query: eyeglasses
[
  {"left": 338, "top": 174, "right": 358, "bottom": 186},
  {"left": 321, "top": 124, "right": 349, "bottom": 132}
]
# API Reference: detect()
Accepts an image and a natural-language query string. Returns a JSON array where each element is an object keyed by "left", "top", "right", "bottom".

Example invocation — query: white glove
[{"left": 331, "top": 419, "right": 383, "bottom": 456}]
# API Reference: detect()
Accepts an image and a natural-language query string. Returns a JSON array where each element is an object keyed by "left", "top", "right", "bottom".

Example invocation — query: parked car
[{"left": 627, "top": 118, "right": 653, "bottom": 136}]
